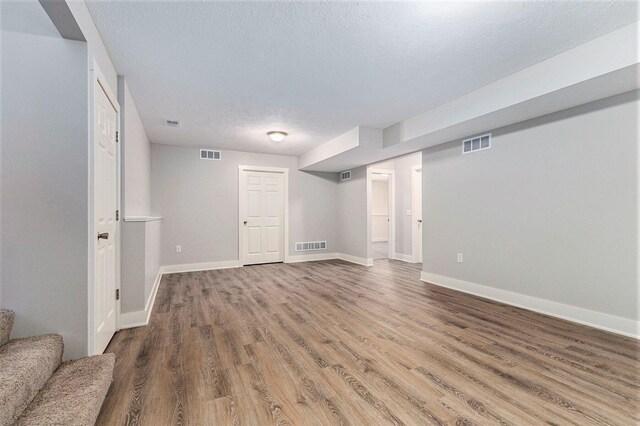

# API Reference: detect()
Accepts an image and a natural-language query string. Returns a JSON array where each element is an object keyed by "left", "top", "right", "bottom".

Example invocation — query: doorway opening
[
  {"left": 371, "top": 171, "right": 393, "bottom": 259},
  {"left": 367, "top": 152, "right": 422, "bottom": 264}
]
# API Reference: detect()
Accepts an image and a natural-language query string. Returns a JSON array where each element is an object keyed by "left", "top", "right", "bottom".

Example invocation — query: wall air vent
[
  {"left": 340, "top": 170, "right": 352, "bottom": 181},
  {"left": 200, "top": 149, "right": 221, "bottom": 160},
  {"left": 295, "top": 241, "right": 327, "bottom": 252},
  {"left": 463, "top": 133, "right": 491, "bottom": 154}
]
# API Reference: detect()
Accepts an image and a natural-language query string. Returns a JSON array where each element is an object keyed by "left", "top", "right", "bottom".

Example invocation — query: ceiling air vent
[
  {"left": 463, "top": 133, "right": 491, "bottom": 154},
  {"left": 200, "top": 149, "right": 221, "bottom": 160},
  {"left": 340, "top": 170, "right": 352, "bottom": 181},
  {"left": 295, "top": 241, "right": 327, "bottom": 252},
  {"left": 166, "top": 120, "right": 181, "bottom": 127}
]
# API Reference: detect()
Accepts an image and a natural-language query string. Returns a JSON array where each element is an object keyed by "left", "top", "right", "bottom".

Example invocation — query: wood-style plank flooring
[{"left": 97, "top": 259, "right": 639, "bottom": 425}]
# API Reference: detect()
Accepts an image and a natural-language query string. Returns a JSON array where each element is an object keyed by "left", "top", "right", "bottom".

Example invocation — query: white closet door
[
  {"left": 240, "top": 170, "right": 284, "bottom": 265},
  {"left": 94, "top": 80, "right": 118, "bottom": 354}
]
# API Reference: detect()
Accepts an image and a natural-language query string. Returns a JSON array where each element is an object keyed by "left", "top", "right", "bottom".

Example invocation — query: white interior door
[
  {"left": 413, "top": 168, "right": 423, "bottom": 263},
  {"left": 240, "top": 169, "right": 285, "bottom": 265},
  {"left": 94, "top": 80, "right": 118, "bottom": 353}
]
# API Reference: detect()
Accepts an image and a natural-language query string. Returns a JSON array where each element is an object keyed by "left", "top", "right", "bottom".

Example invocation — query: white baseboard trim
[
  {"left": 338, "top": 253, "right": 374, "bottom": 267},
  {"left": 420, "top": 271, "right": 639, "bottom": 339},
  {"left": 372, "top": 238, "right": 388, "bottom": 242},
  {"left": 118, "top": 254, "right": 376, "bottom": 330},
  {"left": 285, "top": 252, "right": 339, "bottom": 263},
  {"left": 393, "top": 253, "right": 416, "bottom": 263},
  {"left": 119, "top": 269, "right": 162, "bottom": 329},
  {"left": 160, "top": 260, "right": 242, "bottom": 274}
]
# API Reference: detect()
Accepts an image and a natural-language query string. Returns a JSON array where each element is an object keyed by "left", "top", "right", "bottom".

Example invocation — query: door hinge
[
  {"left": 116, "top": 289, "right": 120, "bottom": 300},
  {"left": 115, "top": 131, "right": 119, "bottom": 142},
  {"left": 116, "top": 210, "right": 119, "bottom": 221}
]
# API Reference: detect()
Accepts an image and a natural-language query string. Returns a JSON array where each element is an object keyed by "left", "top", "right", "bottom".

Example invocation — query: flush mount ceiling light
[{"left": 267, "top": 131, "right": 288, "bottom": 142}]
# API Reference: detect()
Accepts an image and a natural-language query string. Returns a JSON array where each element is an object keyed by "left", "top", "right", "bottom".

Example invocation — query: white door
[
  {"left": 94, "top": 80, "right": 118, "bottom": 353},
  {"left": 413, "top": 168, "right": 423, "bottom": 263},
  {"left": 240, "top": 169, "right": 285, "bottom": 265}
]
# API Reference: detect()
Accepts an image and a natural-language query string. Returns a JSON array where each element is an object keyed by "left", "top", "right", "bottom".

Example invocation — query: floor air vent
[
  {"left": 295, "top": 241, "right": 327, "bottom": 252},
  {"left": 200, "top": 149, "right": 221, "bottom": 160},
  {"left": 462, "top": 133, "right": 491, "bottom": 154}
]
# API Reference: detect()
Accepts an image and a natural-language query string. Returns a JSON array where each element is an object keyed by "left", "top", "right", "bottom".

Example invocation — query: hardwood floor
[{"left": 97, "top": 259, "right": 639, "bottom": 425}]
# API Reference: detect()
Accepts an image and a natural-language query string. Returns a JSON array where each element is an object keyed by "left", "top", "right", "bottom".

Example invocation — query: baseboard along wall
[
  {"left": 420, "top": 271, "right": 639, "bottom": 339},
  {"left": 119, "top": 270, "right": 163, "bottom": 329},
  {"left": 119, "top": 253, "right": 373, "bottom": 329},
  {"left": 121, "top": 260, "right": 637, "bottom": 339},
  {"left": 393, "top": 253, "right": 416, "bottom": 263}
]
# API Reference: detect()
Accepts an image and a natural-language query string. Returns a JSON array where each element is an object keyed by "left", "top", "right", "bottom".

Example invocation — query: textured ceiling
[{"left": 86, "top": 1, "right": 637, "bottom": 156}]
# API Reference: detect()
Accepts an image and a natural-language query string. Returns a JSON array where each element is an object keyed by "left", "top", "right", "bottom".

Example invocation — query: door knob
[
  {"left": 97, "top": 232, "right": 109, "bottom": 240},
  {"left": 243, "top": 220, "right": 247, "bottom": 225},
  {"left": 417, "top": 219, "right": 422, "bottom": 223}
]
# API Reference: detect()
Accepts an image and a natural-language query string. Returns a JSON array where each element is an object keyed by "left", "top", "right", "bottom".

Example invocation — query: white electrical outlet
[
  {"left": 176, "top": 245, "right": 182, "bottom": 253},
  {"left": 457, "top": 253, "right": 463, "bottom": 263}
]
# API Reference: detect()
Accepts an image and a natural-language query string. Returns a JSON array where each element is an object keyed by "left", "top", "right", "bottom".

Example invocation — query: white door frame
[
  {"left": 411, "top": 165, "right": 422, "bottom": 263},
  {"left": 367, "top": 167, "right": 395, "bottom": 260},
  {"left": 238, "top": 165, "right": 289, "bottom": 265},
  {"left": 88, "top": 59, "right": 121, "bottom": 355}
]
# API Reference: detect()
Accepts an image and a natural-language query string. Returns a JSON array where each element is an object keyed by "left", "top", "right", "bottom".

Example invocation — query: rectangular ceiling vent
[
  {"left": 340, "top": 170, "right": 352, "bottom": 181},
  {"left": 200, "top": 149, "right": 221, "bottom": 160},
  {"left": 166, "top": 120, "right": 181, "bottom": 127},
  {"left": 295, "top": 241, "right": 327, "bottom": 252},
  {"left": 463, "top": 133, "right": 491, "bottom": 154}
]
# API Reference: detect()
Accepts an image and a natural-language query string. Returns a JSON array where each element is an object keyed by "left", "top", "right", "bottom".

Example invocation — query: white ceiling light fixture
[{"left": 267, "top": 131, "right": 288, "bottom": 142}]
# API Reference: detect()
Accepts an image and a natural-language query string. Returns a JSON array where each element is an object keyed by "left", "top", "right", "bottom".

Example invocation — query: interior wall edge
[
  {"left": 159, "top": 253, "right": 374, "bottom": 276},
  {"left": 118, "top": 268, "right": 162, "bottom": 329}
]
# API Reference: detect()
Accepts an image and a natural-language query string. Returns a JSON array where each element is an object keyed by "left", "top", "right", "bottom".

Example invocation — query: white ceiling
[{"left": 86, "top": 1, "right": 637, "bottom": 156}]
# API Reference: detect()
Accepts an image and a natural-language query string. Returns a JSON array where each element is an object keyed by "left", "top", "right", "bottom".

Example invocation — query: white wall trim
[
  {"left": 393, "top": 253, "right": 416, "bottom": 263},
  {"left": 161, "top": 253, "right": 371, "bottom": 273},
  {"left": 161, "top": 260, "right": 242, "bottom": 274},
  {"left": 338, "top": 253, "right": 374, "bottom": 267},
  {"left": 411, "top": 165, "right": 423, "bottom": 264},
  {"left": 124, "top": 216, "right": 162, "bottom": 222},
  {"left": 119, "top": 269, "right": 162, "bottom": 329},
  {"left": 420, "top": 271, "right": 639, "bottom": 339},
  {"left": 120, "top": 254, "right": 375, "bottom": 329},
  {"left": 285, "top": 252, "right": 339, "bottom": 263}
]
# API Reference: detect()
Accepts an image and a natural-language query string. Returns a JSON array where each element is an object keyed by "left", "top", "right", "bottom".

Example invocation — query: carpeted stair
[{"left": 0, "top": 309, "right": 115, "bottom": 426}]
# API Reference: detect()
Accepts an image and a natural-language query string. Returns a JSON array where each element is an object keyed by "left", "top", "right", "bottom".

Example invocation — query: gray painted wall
[
  {"left": 422, "top": 91, "right": 638, "bottom": 321},
  {"left": 118, "top": 77, "right": 161, "bottom": 316},
  {"left": 144, "top": 220, "right": 161, "bottom": 300},
  {"left": 336, "top": 166, "right": 368, "bottom": 259},
  {"left": 119, "top": 78, "right": 151, "bottom": 217},
  {"left": 1, "top": 2, "right": 89, "bottom": 359},
  {"left": 151, "top": 144, "right": 338, "bottom": 266},
  {"left": 120, "top": 220, "right": 161, "bottom": 313},
  {"left": 66, "top": 0, "right": 117, "bottom": 91},
  {"left": 120, "top": 222, "right": 145, "bottom": 313}
]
